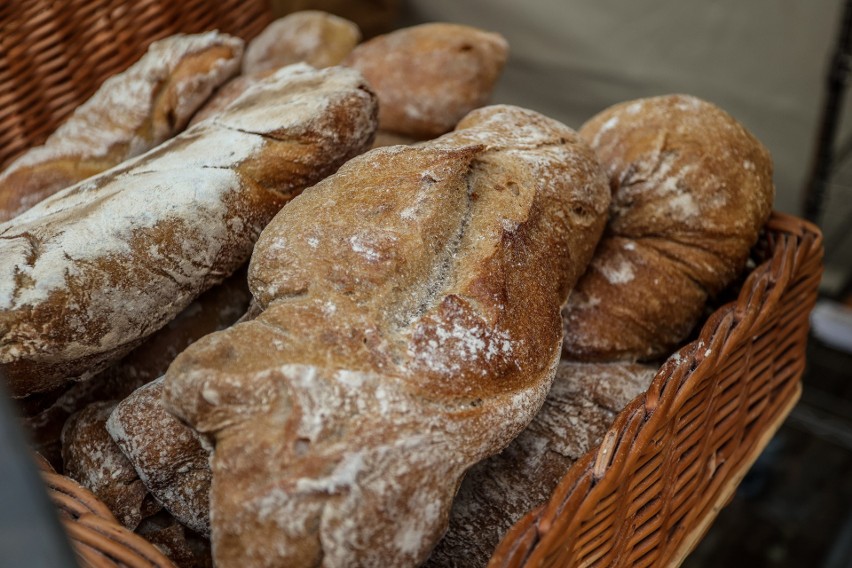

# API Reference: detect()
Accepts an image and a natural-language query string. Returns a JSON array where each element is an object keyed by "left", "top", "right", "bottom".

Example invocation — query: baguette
[
  {"left": 0, "top": 32, "right": 244, "bottom": 221},
  {"left": 0, "top": 64, "right": 378, "bottom": 397},
  {"left": 162, "top": 104, "right": 610, "bottom": 567}
]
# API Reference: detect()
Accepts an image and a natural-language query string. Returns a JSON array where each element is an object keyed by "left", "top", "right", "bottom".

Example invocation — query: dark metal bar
[{"left": 802, "top": 0, "right": 852, "bottom": 224}]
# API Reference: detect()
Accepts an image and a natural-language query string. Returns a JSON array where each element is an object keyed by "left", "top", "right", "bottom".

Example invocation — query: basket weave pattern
[
  {"left": 0, "top": 0, "right": 273, "bottom": 170},
  {"left": 489, "top": 212, "right": 823, "bottom": 568}
]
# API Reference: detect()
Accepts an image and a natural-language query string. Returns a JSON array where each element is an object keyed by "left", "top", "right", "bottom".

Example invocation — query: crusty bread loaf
[
  {"left": 0, "top": 64, "right": 378, "bottom": 398},
  {"left": 427, "top": 362, "right": 657, "bottom": 567},
  {"left": 0, "top": 32, "right": 244, "bottom": 222},
  {"left": 108, "top": 378, "right": 212, "bottom": 536},
  {"left": 344, "top": 23, "right": 508, "bottom": 138},
  {"left": 18, "top": 267, "right": 251, "bottom": 469},
  {"left": 162, "top": 104, "right": 610, "bottom": 567},
  {"left": 61, "top": 401, "right": 161, "bottom": 529},
  {"left": 562, "top": 94, "right": 775, "bottom": 361},
  {"left": 243, "top": 11, "right": 361, "bottom": 75}
]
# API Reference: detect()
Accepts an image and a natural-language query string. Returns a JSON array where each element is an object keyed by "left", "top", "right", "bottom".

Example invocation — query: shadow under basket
[{"left": 35, "top": 212, "right": 822, "bottom": 567}]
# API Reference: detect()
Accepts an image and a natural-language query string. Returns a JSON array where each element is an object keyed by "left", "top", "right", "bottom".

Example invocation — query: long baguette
[{"left": 0, "top": 63, "right": 378, "bottom": 397}]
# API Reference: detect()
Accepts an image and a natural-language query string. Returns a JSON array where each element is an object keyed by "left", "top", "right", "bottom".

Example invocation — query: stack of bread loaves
[{"left": 0, "top": 12, "right": 776, "bottom": 568}]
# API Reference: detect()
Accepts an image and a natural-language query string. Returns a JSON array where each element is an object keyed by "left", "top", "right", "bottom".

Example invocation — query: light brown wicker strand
[
  {"left": 489, "top": 212, "right": 823, "bottom": 568},
  {"left": 38, "top": 462, "right": 177, "bottom": 568}
]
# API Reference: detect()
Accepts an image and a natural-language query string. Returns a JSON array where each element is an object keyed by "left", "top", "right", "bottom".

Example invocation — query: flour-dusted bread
[
  {"left": 344, "top": 23, "right": 508, "bottom": 139},
  {"left": 0, "top": 64, "right": 378, "bottom": 397},
  {"left": 243, "top": 11, "right": 361, "bottom": 74},
  {"left": 108, "top": 378, "right": 212, "bottom": 536},
  {"left": 0, "top": 32, "right": 244, "bottom": 222},
  {"left": 193, "top": 12, "right": 362, "bottom": 128},
  {"left": 562, "top": 94, "right": 775, "bottom": 361},
  {"left": 61, "top": 401, "right": 161, "bottom": 529},
  {"left": 162, "top": 104, "right": 609, "bottom": 567},
  {"left": 18, "top": 268, "right": 250, "bottom": 468},
  {"left": 427, "top": 362, "right": 657, "bottom": 567}
]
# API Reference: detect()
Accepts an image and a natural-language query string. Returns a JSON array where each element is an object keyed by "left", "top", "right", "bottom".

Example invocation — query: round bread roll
[
  {"left": 243, "top": 11, "right": 361, "bottom": 74},
  {"left": 344, "top": 23, "right": 508, "bottom": 138},
  {"left": 562, "top": 94, "right": 775, "bottom": 361}
]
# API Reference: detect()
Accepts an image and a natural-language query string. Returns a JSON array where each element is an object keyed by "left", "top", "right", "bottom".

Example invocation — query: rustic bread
[
  {"left": 18, "top": 268, "right": 250, "bottom": 469},
  {"left": 193, "top": 12, "right": 361, "bottom": 128},
  {"left": 0, "top": 64, "right": 378, "bottom": 397},
  {"left": 427, "top": 361, "right": 657, "bottom": 567},
  {"left": 61, "top": 401, "right": 161, "bottom": 529},
  {"left": 243, "top": 11, "right": 361, "bottom": 74},
  {"left": 108, "top": 378, "right": 212, "bottom": 536},
  {"left": 0, "top": 32, "right": 244, "bottom": 222},
  {"left": 162, "top": 104, "right": 610, "bottom": 567},
  {"left": 562, "top": 94, "right": 775, "bottom": 361},
  {"left": 344, "top": 23, "right": 508, "bottom": 138}
]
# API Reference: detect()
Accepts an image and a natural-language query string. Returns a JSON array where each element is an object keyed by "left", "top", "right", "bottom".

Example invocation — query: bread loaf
[
  {"left": 243, "top": 11, "right": 361, "bottom": 74},
  {"left": 193, "top": 12, "right": 362, "bottom": 128},
  {"left": 0, "top": 32, "right": 244, "bottom": 222},
  {"left": 426, "top": 362, "right": 657, "bottom": 567},
  {"left": 562, "top": 94, "right": 775, "bottom": 361},
  {"left": 61, "top": 401, "right": 161, "bottom": 529},
  {"left": 162, "top": 104, "right": 609, "bottom": 567},
  {"left": 0, "top": 64, "right": 378, "bottom": 398},
  {"left": 108, "top": 378, "right": 212, "bottom": 536},
  {"left": 344, "top": 23, "right": 508, "bottom": 138},
  {"left": 17, "top": 267, "right": 251, "bottom": 469}
]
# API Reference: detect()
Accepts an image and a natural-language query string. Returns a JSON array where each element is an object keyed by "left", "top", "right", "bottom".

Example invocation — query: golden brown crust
[
  {"left": 163, "top": 104, "right": 609, "bottom": 567},
  {"left": 0, "top": 65, "right": 378, "bottom": 398},
  {"left": 0, "top": 32, "right": 244, "bottom": 222},
  {"left": 243, "top": 11, "right": 361, "bottom": 75},
  {"left": 562, "top": 94, "right": 775, "bottom": 361},
  {"left": 344, "top": 23, "right": 508, "bottom": 138}
]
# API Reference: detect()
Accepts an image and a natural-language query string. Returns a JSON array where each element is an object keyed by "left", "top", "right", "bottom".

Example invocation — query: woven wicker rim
[{"left": 489, "top": 211, "right": 823, "bottom": 567}]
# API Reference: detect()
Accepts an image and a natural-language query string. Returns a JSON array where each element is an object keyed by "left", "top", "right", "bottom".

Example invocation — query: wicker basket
[
  {"left": 31, "top": 212, "right": 822, "bottom": 568},
  {"left": 489, "top": 212, "right": 823, "bottom": 568},
  {"left": 1, "top": 4, "right": 824, "bottom": 566}
]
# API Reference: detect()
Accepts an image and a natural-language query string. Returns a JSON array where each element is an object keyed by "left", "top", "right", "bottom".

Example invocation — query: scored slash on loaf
[
  {"left": 162, "top": 104, "right": 610, "bottom": 567},
  {"left": 0, "top": 63, "right": 378, "bottom": 398}
]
